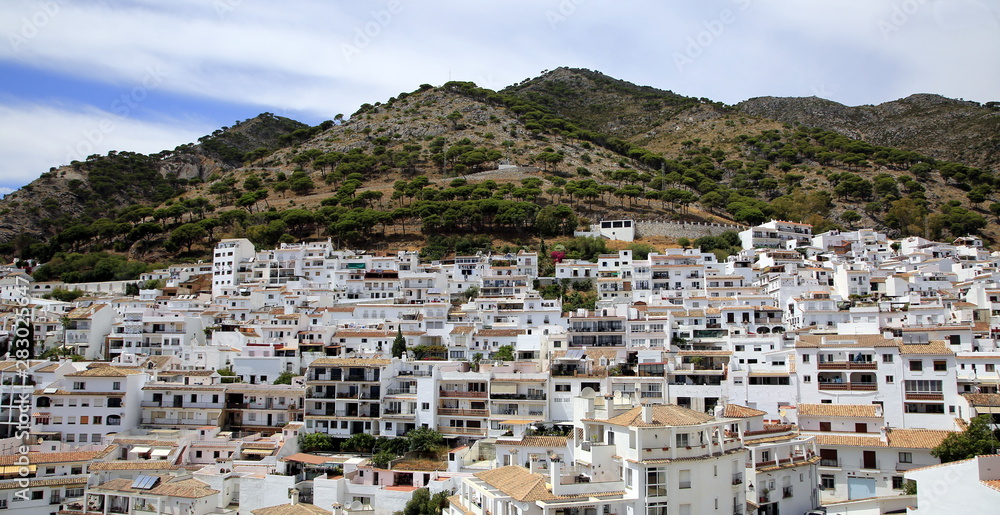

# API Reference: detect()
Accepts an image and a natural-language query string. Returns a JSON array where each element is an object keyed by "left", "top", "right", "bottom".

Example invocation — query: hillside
[
  {"left": 3, "top": 69, "right": 1000, "bottom": 284},
  {"left": 737, "top": 94, "right": 1000, "bottom": 172}
]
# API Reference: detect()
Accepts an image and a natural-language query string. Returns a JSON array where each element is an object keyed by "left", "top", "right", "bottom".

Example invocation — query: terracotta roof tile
[
  {"left": 585, "top": 404, "right": 715, "bottom": 427},
  {"left": 93, "top": 475, "right": 219, "bottom": 498},
  {"left": 886, "top": 429, "right": 954, "bottom": 449},
  {"left": 309, "top": 358, "right": 391, "bottom": 367},
  {"left": 474, "top": 466, "right": 558, "bottom": 502},
  {"left": 252, "top": 504, "right": 332, "bottom": 515},
  {"left": 722, "top": 404, "right": 767, "bottom": 418},
  {"left": 812, "top": 434, "right": 886, "bottom": 447},
  {"left": 494, "top": 436, "right": 569, "bottom": 448},
  {"left": 798, "top": 404, "right": 880, "bottom": 418}
]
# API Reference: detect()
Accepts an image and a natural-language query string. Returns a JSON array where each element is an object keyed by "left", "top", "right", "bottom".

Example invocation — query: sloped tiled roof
[
  {"left": 93, "top": 475, "right": 219, "bottom": 498},
  {"left": 66, "top": 366, "right": 145, "bottom": 377},
  {"left": 474, "top": 466, "right": 557, "bottom": 501},
  {"left": 494, "top": 436, "right": 569, "bottom": 448},
  {"left": 722, "top": 404, "right": 767, "bottom": 419},
  {"left": 586, "top": 404, "right": 715, "bottom": 427},
  {"left": 309, "top": 358, "right": 391, "bottom": 366},
  {"left": 812, "top": 434, "right": 886, "bottom": 447},
  {"left": 897, "top": 341, "right": 954, "bottom": 355},
  {"left": 89, "top": 461, "right": 181, "bottom": 471},
  {"left": 798, "top": 404, "right": 880, "bottom": 418},
  {"left": 252, "top": 504, "right": 332, "bottom": 515},
  {"left": 885, "top": 429, "right": 954, "bottom": 449},
  {"left": 963, "top": 393, "right": 1000, "bottom": 406}
]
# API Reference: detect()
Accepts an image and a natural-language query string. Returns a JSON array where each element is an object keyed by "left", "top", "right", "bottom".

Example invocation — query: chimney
[
  {"left": 290, "top": 489, "right": 299, "bottom": 505},
  {"left": 641, "top": 404, "right": 654, "bottom": 424},
  {"left": 331, "top": 503, "right": 343, "bottom": 515}
]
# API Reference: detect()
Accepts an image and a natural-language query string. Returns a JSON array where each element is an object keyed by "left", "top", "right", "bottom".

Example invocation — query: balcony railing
[
  {"left": 489, "top": 393, "right": 546, "bottom": 400},
  {"left": 860, "top": 459, "right": 880, "bottom": 470},
  {"left": 819, "top": 458, "right": 842, "bottom": 467},
  {"left": 905, "top": 392, "right": 944, "bottom": 401},
  {"left": 439, "top": 390, "right": 487, "bottom": 398},
  {"left": 817, "top": 382, "right": 877, "bottom": 391},
  {"left": 438, "top": 408, "right": 489, "bottom": 417},
  {"left": 732, "top": 473, "right": 743, "bottom": 485},
  {"left": 437, "top": 426, "right": 486, "bottom": 436},
  {"left": 817, "top": 361, "right": 877, "bottom": 370}
]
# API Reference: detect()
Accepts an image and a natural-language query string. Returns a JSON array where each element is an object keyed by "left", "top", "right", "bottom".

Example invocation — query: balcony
[
  {"left": 817, "top": 382, "right": 877, "bottom": 391},
  {"left": 905, "top": 392, "right": 944, "bottom": 401},
  {"left": 438, "top": 408, "right": 489, "bottom": 417},
  {"left": 817, "top": 361, "right": 877, "bottom": 370},
  {"left": 437, "top": 426, "right": 486, "bottom": 436},
  {"left": 819, "top": 458, "right": 842, "bottom": 468},
  {"left": 489, "top": 393, "right": 546, "bottom": 401},
  {"left": 732, "top": 473, "right": 743, "bottom": 485},
  {"left": 440, "top": 390, "right": 487, "bottom": 399}
]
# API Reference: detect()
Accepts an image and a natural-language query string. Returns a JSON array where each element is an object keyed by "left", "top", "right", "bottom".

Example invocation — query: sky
[{"left": 0, "top": 0, "right": 997, "bottom": 194}]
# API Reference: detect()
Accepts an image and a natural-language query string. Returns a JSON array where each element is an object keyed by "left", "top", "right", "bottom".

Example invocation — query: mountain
[
  {"left": 3, "top": 68, "right": 1000, "bottom": 282},
  {"left": 736, "top": 94, "right": 1000, "bottom": 173}
]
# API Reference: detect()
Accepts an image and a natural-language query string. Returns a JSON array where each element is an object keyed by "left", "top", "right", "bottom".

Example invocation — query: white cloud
[
  {"left": 0, "top": 0, "right": 997, "bottom": 193},
  {"left": 0, "top": 100, "right": 212, "bottom": 190}
]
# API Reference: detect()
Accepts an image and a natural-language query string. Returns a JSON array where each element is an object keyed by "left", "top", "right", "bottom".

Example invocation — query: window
[
  {"left": 71, "top": 466, "right": 82, "bottom": 475},
  {"left": 555, "top": 384, "right": 571, "bottom": 392},
  {"left": 821, "top": 475, "right": 835, "bottom": 490},
  {"left": 905, "top": 380, "right": 943, "bottom": 393},
  {"left": 73, "top": 381, "right": 85, "bottom": 390},
  {"left": 646, "top": 468, "right": 668, "bottom": 496},
  {"left": 112, "top": 381, "right": 121, "bottom": 391},
  {"left": 882, "top": 354, "right": 893, "bottom": 363},
  {"left": 803, "top": 375, "right": 811, "bottom": 383},
  {"left": 886, "top": 375, "right": 894, "bottom": 384},
  {"left": 819, "top": 422, "right": 831, "bottom": 432},
  {"left": 678, "top": 469, "right": 691, "bottom": 489},
  {"left": 31, "top": 491, "right": 43, "bottom": 500},
  {"left": 899, "top": 452, "right": 912, "bottom": 463},
  {"left": 802, "top": 354, "right": 810, "bottom": 363},
  {"left": 987, "top": 364, "right": 996, "bottom": 372},
  {"left": 422, "top": 403, "right": 430, "bottom": 410},
  {"left": 909, "top": 360, "right": 922, "bottom": 371},
  {"left": 676, "top": 432, "right": 691, "bottom": 447},
  {"left": 934, "top": 360, "right": 947, "bottom": 371},
  {"left": 892, "top": 476, "right": 905, "bottom": 490},
  {"left": 646, "top": 502, "right": 668, "bottom": 515}
]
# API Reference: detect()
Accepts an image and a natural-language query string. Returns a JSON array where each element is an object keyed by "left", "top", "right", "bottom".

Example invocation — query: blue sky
[{"left": 0, "top": 0, "right": 997, "bottom": 194}]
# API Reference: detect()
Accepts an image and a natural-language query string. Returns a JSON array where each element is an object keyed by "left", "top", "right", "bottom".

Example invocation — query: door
[
  {"left": 848, "top": 477, "right": 876, "bottom": 499},
  {"left": 863, "top": 450, "right": 877, "bottom": 469},
  {"left": 173, "top": 395, "right": 183, "bottom": 408}
]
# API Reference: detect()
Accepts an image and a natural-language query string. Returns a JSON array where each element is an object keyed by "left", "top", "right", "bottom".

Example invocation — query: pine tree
[{"left": 392, "top": 327, "right": 406, "bottom": 358}]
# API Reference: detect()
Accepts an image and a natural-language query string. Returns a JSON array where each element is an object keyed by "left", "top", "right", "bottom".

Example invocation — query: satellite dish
[
  {"left": 613, "top": 390, "right": 623, "bottom": 400},
  {"left": 350, "top": 501, "right": 364, "bottom": 511},
  {"left": 580, "top": 387, "right": 596, "bottom": 399}
]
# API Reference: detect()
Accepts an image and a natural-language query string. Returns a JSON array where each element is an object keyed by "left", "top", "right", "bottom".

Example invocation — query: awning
[
  {"left": 150, "top": 448, "right": 171, "bottom": 457},
  {"left": 974, "top": 406, "right": 1000, "bottom": 414},
  {"left": 490, "top": 383, "right": 517, "bottom": 394},
  {"left": 131, "top": 446, "right": 151, "bottom": 454},
  {"left": 242, "top": 449, "right": 274, "bottom": 456},
  {"left": 0, "top": 465, "right": 35, "bottom": 475},
  {"left": 31, "top": 412, "right": 49, "bottom": 417}
]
